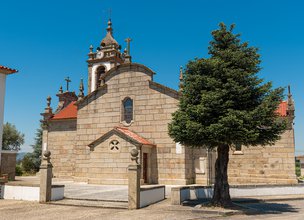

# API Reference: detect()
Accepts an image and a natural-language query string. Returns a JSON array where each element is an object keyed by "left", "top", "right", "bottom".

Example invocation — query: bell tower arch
[{"left": 87, "top": 19, "right": 124, "bottom": 92}]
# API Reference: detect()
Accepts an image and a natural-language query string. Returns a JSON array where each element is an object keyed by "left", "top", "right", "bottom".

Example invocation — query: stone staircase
[{"left": 49, "top": 198, "right": 128, "bottom": 209}]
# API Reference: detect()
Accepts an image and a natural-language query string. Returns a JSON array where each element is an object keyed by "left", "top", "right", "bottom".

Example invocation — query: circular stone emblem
[{"left": 109, "top": 140, "right": 119, "bottom": 151}]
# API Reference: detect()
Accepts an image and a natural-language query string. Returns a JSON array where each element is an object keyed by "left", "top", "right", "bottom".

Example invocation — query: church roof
[
  {"left": 88, "top": 127, "right": 155, "bottom": 149},
  {"left": 115, "top": 127, "right": 155, "bottom": 146},
  {"left": 51, "top": 101, "right": 77, "bottom": 120},
  {"left": 276, "top": 101, "right": 287, "bottom": 117},
  {"left": 0, "top": 65, "right": 18, "bottom": 74},
  {"left": 100, "top": 19, "right": 119, "bottom": 47}
]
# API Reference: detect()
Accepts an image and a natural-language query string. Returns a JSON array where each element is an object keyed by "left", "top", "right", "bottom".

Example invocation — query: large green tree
[
  {"left": 168, "top": 23, "right": 286, "bottom": 206},
  {"left": 2, "top": 122, "right": 24, "bottom": 151}
]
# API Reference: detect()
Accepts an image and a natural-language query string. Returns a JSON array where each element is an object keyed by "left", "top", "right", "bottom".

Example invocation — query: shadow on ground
[{"left": 183, "top": 198, "right": 299, "bottom": 216}]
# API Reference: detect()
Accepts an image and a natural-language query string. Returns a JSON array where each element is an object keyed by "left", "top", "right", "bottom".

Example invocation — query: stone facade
[
  {"left": 42, "top": 20, "right": 297, "bottom": 186},
  {"left": 229, "top": 129, "right": 297, "bottom": 185},
  {"left": 0, "top": 151, "right": 17, "bottom": 180}
]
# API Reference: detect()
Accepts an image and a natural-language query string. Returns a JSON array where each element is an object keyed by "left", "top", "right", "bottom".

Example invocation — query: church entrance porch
[{"left": 83, "top": 127, "right": 156, "bottom": 185}]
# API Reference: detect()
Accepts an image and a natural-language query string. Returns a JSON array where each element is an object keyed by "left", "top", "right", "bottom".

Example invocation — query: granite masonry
[{"left": 41, "top": 19, "right": 297, "bottom": 186}]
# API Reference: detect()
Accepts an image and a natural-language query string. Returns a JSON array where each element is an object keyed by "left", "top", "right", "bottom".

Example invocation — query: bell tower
[{"left": 87, "top": 19, "right": 124, "bottom": 92}]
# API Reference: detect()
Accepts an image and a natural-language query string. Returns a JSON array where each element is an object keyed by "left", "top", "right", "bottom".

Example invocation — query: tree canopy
[
  {"left": 2, "top": 122, "right": 24, "bottom": 151},
  {"left": 169, "top": 23, "right": 286, "bottom": 149},
  {"left": 168, "top": 23, "right": 287, "bottom": 206}
]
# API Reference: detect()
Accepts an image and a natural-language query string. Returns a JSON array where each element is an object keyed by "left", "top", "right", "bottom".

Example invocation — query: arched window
[
  {"left": 95, "top": 66, "right": 106, "bottom": 88},
  {"left": 123, "top": 98, "right": 133, "bottom": 124}
]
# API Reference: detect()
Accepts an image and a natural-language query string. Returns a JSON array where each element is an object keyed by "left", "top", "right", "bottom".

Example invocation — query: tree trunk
[{"left": 211, "top": 144, "right": 232, "bottom": 207}]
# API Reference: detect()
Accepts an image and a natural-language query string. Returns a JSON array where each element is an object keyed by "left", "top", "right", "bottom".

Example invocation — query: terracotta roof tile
[
  {"left": 51, "top": 101, "right": 77, "bottom": 120},
  {"left": 0, "top": 65, "right": 18, "bottom": 74},
  {"left": 115, "top": 127, "right": 155, "bottom": 146},
  {"left": 276, "top": 101, "right": 287, "bottom": 117}
]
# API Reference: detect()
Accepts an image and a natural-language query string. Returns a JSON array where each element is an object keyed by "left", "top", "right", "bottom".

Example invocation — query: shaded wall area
[{"left": 0, "top": 150, "right": 17, "bottom": 180}]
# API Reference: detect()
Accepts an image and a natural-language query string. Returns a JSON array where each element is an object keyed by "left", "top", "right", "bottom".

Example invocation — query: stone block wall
[
  {"left": 46, "top": 120, "right": 77, "bottom": 178},
  {"left": 0, "top": 151, "right": 17, "bottom": 180},
  {"left": 87, "top": 134, "right": 137, "bottom": 184},
  {"left": 75, "top": 66, "right": 191, "bottom": 184},
  {"left": 228, "top": 129, "right": 297, "bottom": 185}
]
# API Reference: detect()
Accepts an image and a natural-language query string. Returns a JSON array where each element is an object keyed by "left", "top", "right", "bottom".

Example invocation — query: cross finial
[
  {"left": 65, "top": 77, "right": 71, "bottom": 91},
  {"left": 108, "top": 8, "right": 112, "bottom": 20},
  {"left": 125, "top": 38, "right": 132, "bottom": 55}
]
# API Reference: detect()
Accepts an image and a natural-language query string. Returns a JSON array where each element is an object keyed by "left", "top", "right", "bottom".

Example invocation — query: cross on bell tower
[
  {"left": 65, "top": 77, "right": 71, "bottom": 91},
  {"left": 124, "top": 37, "right": 132, "bottom": 63}
]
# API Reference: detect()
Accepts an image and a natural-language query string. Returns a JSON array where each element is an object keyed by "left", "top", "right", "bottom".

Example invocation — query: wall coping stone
[
  {"left": 140, "top": 184, "right": 165, "bottom": 191},
  {"left": 5, "top": 182, "right": 64, "bottom": 188}
]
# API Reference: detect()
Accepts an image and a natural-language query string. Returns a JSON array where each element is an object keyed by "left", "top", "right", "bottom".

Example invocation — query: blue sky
[{"left": 1, "top": 0, "right": 303, "bottom": 154}]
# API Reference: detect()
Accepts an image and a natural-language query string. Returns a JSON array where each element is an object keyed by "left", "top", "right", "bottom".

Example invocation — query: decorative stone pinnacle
[
  {"left": 179, "top": 66, "right": 184, "bottom": 91},
  {"left": 287, "top": 85, "right": 295, "bottom": 111},
  {"left": 107, "top": 19, "right": 113, "bottom": 33},
  {"left": 43, "top": 150, "right": 52, "bottom": 164},
  {"left": 59, "top": 86, "right": 63, "bottom": 94},
  {"left": 130, "top": 148, "right": 139, "bottom": 164},
  {"left": 89, "top": 45, "right": 93, "bottom": 53},
  {"left": 46, "top": 96, "right": 51, "bottom": 108},
  {"left": 179, "top": 66, "right": 183, "bottom": 81},
  {"left": 78, "top": 78, "right": 84, "bottom": 99}
]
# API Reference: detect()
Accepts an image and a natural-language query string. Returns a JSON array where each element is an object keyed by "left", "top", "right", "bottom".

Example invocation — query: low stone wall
[
  {"left": 171, "top": 184, "right": 304, "bottom": 205},
  {"left": 1, "top": 183, "right": 64, "bottom": 201},
  {"left": 0, "top": 150, "right": 17, "bottom": 180},
  {"left": 140, "top": 185, "right": 165, "bottom": 208}
]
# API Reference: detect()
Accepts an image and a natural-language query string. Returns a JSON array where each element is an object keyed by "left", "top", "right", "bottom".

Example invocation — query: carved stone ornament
[{"left": 110, "top": 140, "right": 119, "bottom": 151}]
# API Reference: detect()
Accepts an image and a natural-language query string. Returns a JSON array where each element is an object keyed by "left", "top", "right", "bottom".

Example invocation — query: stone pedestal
[
  {"left": 39, "top": 151, "right": 53, "bottom": 203},
  {"left": 128, "top": 164, "right": 141, "bottom": 209}
]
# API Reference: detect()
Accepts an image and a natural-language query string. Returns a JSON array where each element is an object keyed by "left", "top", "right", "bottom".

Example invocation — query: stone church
[{"left": 41, "top": 20, "right": 297, "bottom": 185}]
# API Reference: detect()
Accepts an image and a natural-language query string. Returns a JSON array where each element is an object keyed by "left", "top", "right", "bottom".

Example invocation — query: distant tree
[
  {"left": 21, "top": 154, "right": 36, "bottom": 173},
  {"left": 169, "top": 23, "right": 286, "bottom": 206},
  {"left": 2, "top": 122, "right": 24, "bottom": 151},
  {"left": 22, "top": 125, "right": 42, "bottom": 173},
  {"left": 30, "top": 125, "right": 42, "bottom": 171}
]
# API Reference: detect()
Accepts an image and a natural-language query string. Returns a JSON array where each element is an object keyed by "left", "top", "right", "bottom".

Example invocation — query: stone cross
[
  {"left": 65, "top": 77, "right": 71, "bottom": 91},
  {"left": 125, "top": 38, "right": 132, "bottom": 55}
]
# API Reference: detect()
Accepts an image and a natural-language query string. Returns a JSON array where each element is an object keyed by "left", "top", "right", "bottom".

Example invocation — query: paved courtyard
[
  {"left": 2, "top": 197, "right": 304, "bottom": 220},
  {"left": 5, "top": 176, "right": 304, "bottom": 219}
]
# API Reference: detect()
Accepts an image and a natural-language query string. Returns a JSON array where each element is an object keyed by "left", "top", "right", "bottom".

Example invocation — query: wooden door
[{"left": 143, "top": 153, "right": 148, "bottom": 183}]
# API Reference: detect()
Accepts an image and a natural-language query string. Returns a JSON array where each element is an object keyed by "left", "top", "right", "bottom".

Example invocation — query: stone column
[
  {"left": 128, "top": 148, "right": 141, "bottom": 210},
  {"left": 40, "top": 150, "right": 53, "bottom": 203}
]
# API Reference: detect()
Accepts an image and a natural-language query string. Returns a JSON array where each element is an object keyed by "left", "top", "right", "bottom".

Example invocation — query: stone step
[{"left": 49, "top": 198, "right": 128, "bottom": 209}]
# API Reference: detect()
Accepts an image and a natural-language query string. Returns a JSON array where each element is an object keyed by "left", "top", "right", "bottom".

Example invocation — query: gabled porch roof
[{"left": 88, "top": 127, "right": 155, "bottom": 150}]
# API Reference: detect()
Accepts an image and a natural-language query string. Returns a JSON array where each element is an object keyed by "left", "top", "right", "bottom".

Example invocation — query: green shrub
[{"left": 15, "top": 164, "right": 23, "bottom": 176}]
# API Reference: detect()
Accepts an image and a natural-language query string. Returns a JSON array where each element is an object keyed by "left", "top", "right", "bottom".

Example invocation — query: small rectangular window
[{"left": 233, "top": 143, "right": 244, "bottom": 155}]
